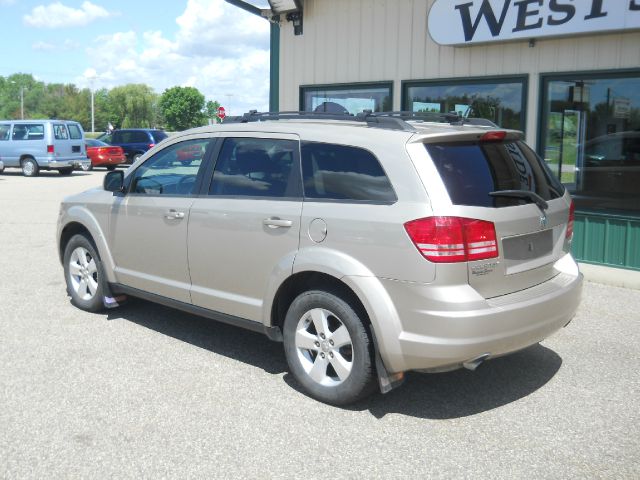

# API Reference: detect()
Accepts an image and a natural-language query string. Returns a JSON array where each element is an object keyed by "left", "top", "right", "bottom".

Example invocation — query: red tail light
[
  {"left": 47, "top": 145, "right": 54, "bottom": 154},
  {"left": 404, "top": 217, "right": 499, "bottom": 263},
  {"left": 480, "top": 131, "right": 507, "bottom": 142},
  {"left": 566, "top": 200, "right": 575, "bottom": 240},
  {"left": 148, "top": 143, "right": 155, "bottom": 149}
]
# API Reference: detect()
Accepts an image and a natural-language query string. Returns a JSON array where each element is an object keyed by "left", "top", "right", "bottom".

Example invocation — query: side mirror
[{"left": 104, "top": 170, "right": 124, "bottom": 193}]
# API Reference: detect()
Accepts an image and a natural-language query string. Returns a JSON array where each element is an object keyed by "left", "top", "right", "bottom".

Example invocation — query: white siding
[{"left": 278, "top": 0, "right": 640, "bottom": 145}]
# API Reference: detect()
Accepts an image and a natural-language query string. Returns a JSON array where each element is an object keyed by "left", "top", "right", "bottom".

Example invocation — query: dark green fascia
[{"left": 270, "top": 21, "right": 280, "bottom": 112}]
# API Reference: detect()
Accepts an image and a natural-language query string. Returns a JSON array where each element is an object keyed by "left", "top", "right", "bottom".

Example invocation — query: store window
[
  {"left": 300, "top": 83, "right": 392, "bottom": 115},
  {"left": 540, "top": 72, "right": 640, "bottom": 215},
  {"left": 402, "top": 77, "right": 527, "bottom": 131}
]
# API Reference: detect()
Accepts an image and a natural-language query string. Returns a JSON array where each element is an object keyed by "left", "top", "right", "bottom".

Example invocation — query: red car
[{"left": 84, "top": 139, "right": 126, "bottom": 170}]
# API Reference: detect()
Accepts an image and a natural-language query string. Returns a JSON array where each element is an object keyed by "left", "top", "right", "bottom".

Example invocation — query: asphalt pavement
[{"left": 0, "top": 168, "right": 638, "bottom": 478}]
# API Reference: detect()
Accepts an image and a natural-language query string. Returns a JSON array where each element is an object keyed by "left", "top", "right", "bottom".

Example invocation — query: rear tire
[
  {"left": 106, "top": 165, "right": 116, "bottom": 171},
  {"left": 283, "top": 290, "right": 377, "bottom": 405},
  {"left": 63, "top": 234, "right": 106, "bottom": 312},
  {"left": 132, "top": 153, "right": 142, "bottom": 162},
  {"left": 21, "top": 158, "right": 39, "bottom": 177}
]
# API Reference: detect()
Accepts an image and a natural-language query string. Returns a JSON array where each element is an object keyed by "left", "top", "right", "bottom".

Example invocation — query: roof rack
[
  {"left": 224, "top": 110, "right": 498, "bottom": 132},
  {"left": 358, "top": 110, "right": 499, "bottom": 128}
]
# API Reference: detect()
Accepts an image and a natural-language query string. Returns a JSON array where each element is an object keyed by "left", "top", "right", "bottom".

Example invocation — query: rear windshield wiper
[{"left": 489, "top": 190, "right": 549, "bottom": 211}]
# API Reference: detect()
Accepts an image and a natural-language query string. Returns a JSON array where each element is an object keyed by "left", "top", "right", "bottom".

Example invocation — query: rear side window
[
  {"left": 0, "top": 124, "right": 10, "bottom": 141},
  {"left": 151, "top": 131, "right": 167, "bottom": 143},
  {"left": 301, "top": 142, "right": 396, "bottom": 203},
  {"left": 67, "top": 124, "right": 82, "bottom": 139},
  {"left": 12, "top": 124, "right": 44, "bottom": 141},
  {"left": 425, "top": 141, "right": 564, "bottom": 207},
  {"left": 209, "top": 137, "right": 301, "bottom": 198},
  {"left": 53, "top": 124, "right": 69, "bottom": 140},
  {"left": 134, "top": 131, "right": 149, "bottom": 143}
]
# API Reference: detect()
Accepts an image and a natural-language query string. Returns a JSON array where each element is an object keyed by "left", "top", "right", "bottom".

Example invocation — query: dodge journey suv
[{"left": 57, "top": 111, "right": 582, "bottom": 405}]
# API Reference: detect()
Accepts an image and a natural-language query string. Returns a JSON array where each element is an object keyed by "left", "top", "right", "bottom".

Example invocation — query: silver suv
[{"left": 57, "top": 111, "right": 582, "bottom": 405}]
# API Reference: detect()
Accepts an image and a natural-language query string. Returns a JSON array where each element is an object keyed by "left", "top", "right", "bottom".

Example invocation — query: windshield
[{"left": 425, "top": 141, "right": 564, "bottom": 208}]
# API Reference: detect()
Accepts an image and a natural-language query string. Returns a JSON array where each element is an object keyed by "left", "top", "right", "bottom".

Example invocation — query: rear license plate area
[{"left": 503, "top": 229, "right": 553, "bottom": 261}]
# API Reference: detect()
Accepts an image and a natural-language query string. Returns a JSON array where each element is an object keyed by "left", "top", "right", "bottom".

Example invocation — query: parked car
[
  {"left": 0, "top": 158, "right": 4, "bottom": 173},
  {"left": 57, "top": 111, "right": 582, "bottom": 405},
  {"left": 85, "top": 139, "right": 126, "bottom": 171},
  {"left": 0, "top": 119, "right": 89, "bottom": 176},
  {"left": 101, "top": 128, "right": 168, "bottom": 164}
]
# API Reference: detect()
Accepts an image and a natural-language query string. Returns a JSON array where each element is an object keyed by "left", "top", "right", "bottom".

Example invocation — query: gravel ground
[{"left": 0, "top": 169, "right": 638, "bottom": 479}]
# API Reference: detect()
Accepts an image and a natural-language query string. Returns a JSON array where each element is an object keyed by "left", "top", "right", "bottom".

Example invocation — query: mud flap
[{"left": 370, "top": 329, "right": 405, "bottom": 394}]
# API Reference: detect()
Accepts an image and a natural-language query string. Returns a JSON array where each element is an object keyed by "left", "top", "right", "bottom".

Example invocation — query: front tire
[
  {"left": 21, "top": 158, "right": 39, "bottom": 177},
  {"left": 283, "top": 290, "right": 377, "bottom": 405},
  {"left": 63, "top": 234, "right": 106, "bottom": 312}
]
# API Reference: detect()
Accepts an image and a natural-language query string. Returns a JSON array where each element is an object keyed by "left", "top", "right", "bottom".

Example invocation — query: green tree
[
  {"left": 159, "top": 86, "right": 206, "bottom": 131},
  {"left": 205, "top": 99, "right": 221, "bottom": 123},
  {"left": 108, "top": 84, "right": 158, "bottom": 128}
]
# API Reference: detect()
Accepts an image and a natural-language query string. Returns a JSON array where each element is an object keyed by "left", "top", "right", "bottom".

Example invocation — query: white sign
[
  {"left": 428, "top": 0, "right": 640, "bottom": 46},
  {"left": 614, "top": 98, "right": 631, "bottom": 119}
]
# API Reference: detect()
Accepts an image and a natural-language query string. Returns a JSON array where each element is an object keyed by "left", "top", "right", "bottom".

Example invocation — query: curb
[{"left": 579, "top": 263, "right": 640, "bottom": 290}]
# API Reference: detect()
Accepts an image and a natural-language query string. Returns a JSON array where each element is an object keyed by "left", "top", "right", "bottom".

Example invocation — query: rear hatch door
[{"left": 424, "top": 135, "right": 572, "bottom": 298}]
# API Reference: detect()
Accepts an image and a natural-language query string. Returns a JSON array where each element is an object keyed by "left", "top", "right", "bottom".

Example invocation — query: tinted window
[
  {"left": 0, "top": 124, "right": 10, "bottom": 141},
  {"left": 404, "top": 78, "right": 526, "bottom": 131},
  {"left": 425, "top": 141, "right": 564, "bottom": 207},
  {"left": 151, "top": 131, "right": 167, "bottom": 143},
  {"left": 301, "top": 142, "right": 396, "bottom": 203},
  {"left": 209, "top": 138, "right": 300, "bottom": 198},
  {"left": 130, "top": 139, "right": 210, "bottom": 196},
  {"left": 133, "top": 131, "right": 149, "bottom": 143},
  {"left": 53, "top": 124, "right": 69, "bottom": 140},
  {"left": 68, "top": 124, "right": 82, "bottom": 139},
  {"left": 302, "top": 83, "right": 392, "bottom": 115},
  {"left": 12, "top": 124, "right": 44, "bottom": 141},
  {"left": 541, "top": 74, "right": 640, "bottom": 214}
]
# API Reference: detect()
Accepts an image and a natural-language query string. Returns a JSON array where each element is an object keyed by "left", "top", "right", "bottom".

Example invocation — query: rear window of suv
[
  {"left": 425, "top": 141, "right": 564, "bottom": 207},
  {"left": 151, "top": 131, "right": 167, "bottom": 143}
]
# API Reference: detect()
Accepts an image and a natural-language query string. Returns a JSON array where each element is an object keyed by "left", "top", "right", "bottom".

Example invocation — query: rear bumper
[
  {"left": 47, "top": 158, "right": 90, "bottom": 169},
  {"left": 368, "top": 254, "right": 583, "bottom": 373}
]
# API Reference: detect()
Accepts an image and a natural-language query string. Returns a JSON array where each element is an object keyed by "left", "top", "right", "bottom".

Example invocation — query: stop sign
[{"left": 217, "top": 106, "right": 226, "bottom": 120}]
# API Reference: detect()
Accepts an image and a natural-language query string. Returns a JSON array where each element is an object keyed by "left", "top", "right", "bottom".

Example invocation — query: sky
[{"left": 0, "top": 0, "right": 272, "bottom": 116}]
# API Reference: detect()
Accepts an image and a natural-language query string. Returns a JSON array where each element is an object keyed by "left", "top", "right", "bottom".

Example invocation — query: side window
[
  {"left": 53, "top": 124, "right": 69, "bottom": 140},
  {"left": 67, "top": 124, "right": 82, "bottom": 139},
  {"left": 301, "top": 142, "right": 396, "bottom": 202},
  {"left": 13, "top": 124, "right": 44, "bottom": 141},
  {"left": 130, "top": 139, "right": 210, "bottom": 196},
  {"left": 0, "top": 124, "right": 10, "bottom": 141},
  {"left": 134, "top": 131, "right": 149, "bottom": 143},
  {"left": 209, "top": 138, "right": 301, "bottom": 198}
]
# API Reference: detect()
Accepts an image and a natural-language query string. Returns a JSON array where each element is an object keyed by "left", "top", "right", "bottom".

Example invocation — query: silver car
[{"left": 57, "top": 112, "right": 582, "bottom": 405}]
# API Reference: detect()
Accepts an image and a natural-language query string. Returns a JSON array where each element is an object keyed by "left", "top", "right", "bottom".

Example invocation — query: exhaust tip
[{"left": 463, "top": 353, "right": 490, "bottom": 371}]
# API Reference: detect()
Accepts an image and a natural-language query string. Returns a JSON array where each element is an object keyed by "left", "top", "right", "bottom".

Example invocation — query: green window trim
[
  {"left": 299, "top": 81, "right": 394, "bottom": 115},
  {"left": 537, "top": 68, "right": 640, "bottom": 219},
  {"left": 401, "top": 75, "right": 529, "bottom": 133}
]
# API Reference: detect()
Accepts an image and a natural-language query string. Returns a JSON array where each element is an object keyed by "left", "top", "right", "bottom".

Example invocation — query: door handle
[
  {"left": 263, "top": 217, "right": 293, "bottom": 228},
  {"left": 164, "top": 209, "right": 185, "bottom": 220}
]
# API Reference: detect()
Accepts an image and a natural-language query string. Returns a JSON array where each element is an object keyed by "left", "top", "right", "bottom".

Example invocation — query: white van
[{"left": 0, "top": 120, "right": 90, "bottom": 176}]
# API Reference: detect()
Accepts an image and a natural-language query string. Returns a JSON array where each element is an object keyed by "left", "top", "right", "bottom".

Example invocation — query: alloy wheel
[
  {"left": 68, "top": 246, "right": 99, "bottom": 301},
  {"left": 294, "top": 308, "right": 354, "bottom": 387}
]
